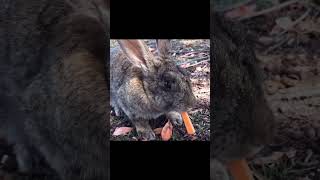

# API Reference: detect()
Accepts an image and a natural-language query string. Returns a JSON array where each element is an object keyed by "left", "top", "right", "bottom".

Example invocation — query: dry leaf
[
  {"left": 276, "top": 16, "right": 294, "bottom": 30},
  {"left": 161, "top": 121, "right": 173, "bottom": 141},
  {"left": 112, "top": 127, "right": 133, "bottom": 136}
]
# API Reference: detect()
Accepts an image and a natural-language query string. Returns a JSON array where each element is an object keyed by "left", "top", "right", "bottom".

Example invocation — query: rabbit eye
[
  {"left": 162, "top": 78, "right": 174, "bottom": 90},
  {"left": 162, "top": 73, "right": 178, "bottom": 91},
  {"left": 165, "top": 81, "right": 171, "bottom": 89}
]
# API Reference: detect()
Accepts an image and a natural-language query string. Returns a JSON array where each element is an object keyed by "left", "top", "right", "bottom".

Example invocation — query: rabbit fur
[
  {"left": 110, "top": 40, "right": 196, "bottom": 140},
  {"left": 0, "top": 0, "right": 110, "bottom": 179}
]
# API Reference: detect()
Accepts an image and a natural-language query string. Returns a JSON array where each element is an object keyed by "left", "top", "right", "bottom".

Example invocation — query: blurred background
[{"left": 212, "top": 0, "right": 320, "bottom": 179}]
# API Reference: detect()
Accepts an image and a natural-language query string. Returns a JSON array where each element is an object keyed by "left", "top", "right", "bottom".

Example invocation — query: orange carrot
[
  {"left": 181, "top": 112, "right": 195, "bottom": 135},
  {"left": 226, "top": 159, "right": 254, "bottom": 180}
]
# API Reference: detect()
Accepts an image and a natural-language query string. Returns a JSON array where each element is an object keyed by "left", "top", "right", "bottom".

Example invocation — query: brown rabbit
[
  {"left": 211, "top": 12, "right": 275, "bottom": 179},
  {"left": 110, "top": 40, "right": 196, "bottom": 140},
  {"left": 0, "top": 0, "right": 109, "bottom": 179}
]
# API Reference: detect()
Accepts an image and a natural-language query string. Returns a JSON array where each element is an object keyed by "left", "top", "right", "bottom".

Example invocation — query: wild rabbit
[
  {"left": 211, "top": 12, "right": 275, "bottom": 179},
  {"left": 110, "top": 40, "right": 196, "bottom": 140},
  {"left": 0, "top": 0, "right": 109, "bottom": 179}
]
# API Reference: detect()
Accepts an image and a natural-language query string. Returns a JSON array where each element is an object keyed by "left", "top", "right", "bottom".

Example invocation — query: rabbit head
[{"left": 117, "top": 40, "right": 196, "bottom": 114}]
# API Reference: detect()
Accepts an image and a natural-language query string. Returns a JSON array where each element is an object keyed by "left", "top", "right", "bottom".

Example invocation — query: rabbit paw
[
  {"left": 166, "top": 111, "right": 183, "bottom": 126},
  {"left": 133, "top": 121, "right": 156, "bottom": 140},
  {"left": 137, "top": 128, "right": 156, "bottom": 141},
  {"left": 111, "top": 106, "right": 124, "bottom": 117},
  {"left": 138, "top": 131, "right": 156, "bottom": 141}
]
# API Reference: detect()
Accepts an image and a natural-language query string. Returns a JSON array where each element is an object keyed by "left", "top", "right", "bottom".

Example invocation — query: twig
[
  {"left": 215, "top": 0, "right": 252, "bottom": 12},
  {"left": 288, "top": 166, "right": 318, "bottom": 175},
  {"left": 180, "top": 59, "right": 210, "bottom": 68},
  {"left": 292, "top": 8, "right": 311, "bottom": 26},
  {"left": 264, "top": 35, "right": 289, "bottom": 54},
  {"left": 177, "top": 57, "right": 209, "bottom": 65},
  {"left": 239, "top": 0, "right": 302, "bottom": 21},
  {"left": 263, "top": 7, "right": 311, "bottom": 53},
  {"left": 277, "top": 7, "right": 311, "bottom": 36},
  {"left": 304, "top": 149, "right": 313, "bottom": 163},
  {"left": 306, "top": 1, "right": 320, "bottom": 12}
]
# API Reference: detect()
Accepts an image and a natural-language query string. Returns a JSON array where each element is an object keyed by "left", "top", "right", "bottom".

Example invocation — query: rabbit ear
[
  {"left": 117, "top": 40, "right": 156, "bottom": 71},
  {"left": 156, "top": 39, "right": 171, "bottom": 59}
]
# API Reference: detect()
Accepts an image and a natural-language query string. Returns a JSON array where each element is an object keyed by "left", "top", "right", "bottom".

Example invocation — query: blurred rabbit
[
  {"left": 0, "top": 0, "right": 109, "bottom": 179},
  {"left": 211, "top": 12, "right": 275, "bottom": 179},
  {"left": 110, "top": 40, "right": 196, "bottom": 140}
]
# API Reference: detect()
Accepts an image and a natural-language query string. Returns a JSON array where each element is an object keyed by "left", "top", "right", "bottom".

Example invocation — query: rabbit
[
  {"left": 110, "top": 40, "right": 196, "bottom": 140},
  {"left": 0, "top": 0, "right": 109, "bottom": 179},
  {"left": 210, "top": 159, "right": 230, "bottom": 180},
  {"left": 210, "top": 12, "right": 275, "bottom": 179}
]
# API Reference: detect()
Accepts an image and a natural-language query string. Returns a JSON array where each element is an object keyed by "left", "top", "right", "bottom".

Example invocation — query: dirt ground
[
  {"left": 110, "top": 39, "right": 210, "bottom": 141},
  {"left": 216, "top": 1, "right": 320, "bottom": 179}
]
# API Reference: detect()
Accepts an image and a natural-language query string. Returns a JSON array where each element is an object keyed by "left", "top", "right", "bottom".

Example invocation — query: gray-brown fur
[
  {"left": 0, "top": 0, "right": 109, "bottom": 179},
  {"left": 110, "top": 40, "right": 196, "bottom": 140},
  {"left": 211, "top": 11, "right": 274, "bottom": 176}
]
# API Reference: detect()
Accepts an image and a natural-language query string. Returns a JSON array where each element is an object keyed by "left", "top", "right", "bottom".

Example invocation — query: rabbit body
[
  {"left": 211, "top": 12, "right": 274, "bottom": 176},
  {"left": 110, "top": 40, "right": 195, "bottom": 140},
  {"left": 0, "top": 0, "right": 109, "bottom": 179}
]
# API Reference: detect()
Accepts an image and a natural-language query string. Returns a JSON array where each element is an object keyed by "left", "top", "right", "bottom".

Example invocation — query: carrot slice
[
  {"left": 181, "top": 112, "right": 196, "bottom": 135},
  {"left": 226, "top": 159, "right": 254, "bottom": 180}
]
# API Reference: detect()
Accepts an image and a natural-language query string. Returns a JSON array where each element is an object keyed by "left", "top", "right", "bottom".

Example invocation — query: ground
[
  {"left": 110, "top": 39, "right": 210, "bottom": 141},
  {"left": 215, "top": 0, "right": 320, "bottom": 179}
]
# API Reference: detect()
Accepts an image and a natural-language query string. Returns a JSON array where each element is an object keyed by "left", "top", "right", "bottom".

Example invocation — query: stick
[
  {"left": 177, "top": 57, "right": 209, "bottom": 67},
  {"left": 264, "top": 35, "right": 289, "bottom": 54},
  {"left": 215, "top": 0, "right": 253, "bottom": 12},
  {"left": 180, "top": 59, "right": 210, "bottom": 68},
  {"left": 239, "top": 0, "right": 302, "bottom": 21}
]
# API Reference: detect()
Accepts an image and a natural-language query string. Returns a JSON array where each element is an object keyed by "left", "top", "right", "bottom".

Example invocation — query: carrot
[
  {"left": 226, "top": 159, "right": 254, "bottom": 180},
  {"left": 181, "top": 112, "right": 196, "bottom": 135}
]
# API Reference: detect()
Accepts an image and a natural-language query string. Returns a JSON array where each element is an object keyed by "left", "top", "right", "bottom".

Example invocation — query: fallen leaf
[
  {"left": 276, "top": 16, "right": 294, "bottom": 30},
  {"left": 196, "top": 66, "right": 202, "bottom": 71},
  {"left": 161, "top": 121, "right": 173, "bottom": 141},
  {"left": 112, "top": 127, "right": 133, "bottom": 136}
]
